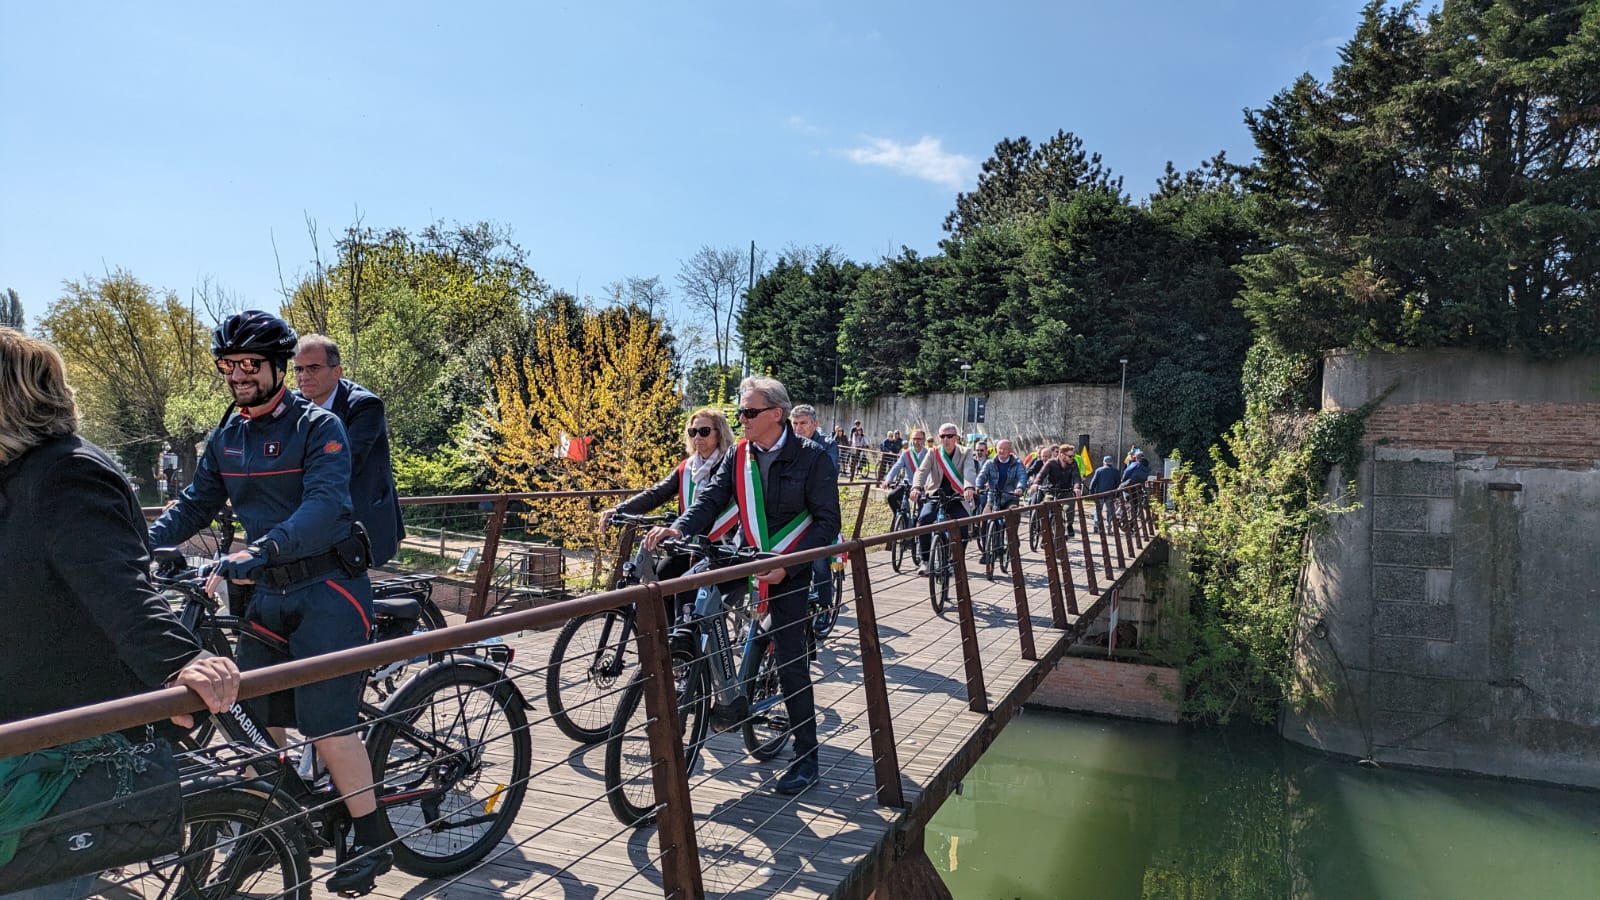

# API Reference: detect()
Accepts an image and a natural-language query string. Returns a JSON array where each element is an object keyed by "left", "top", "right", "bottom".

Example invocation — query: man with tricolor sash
[
  {"left": 880, "top": 427, "right": 928, "bottom": 521},
  {"left": 907, "top": 422, "right": 982, "bottom": 575},
  {"left": 645, "top": 376, "right": 841, "bottom": 796}
]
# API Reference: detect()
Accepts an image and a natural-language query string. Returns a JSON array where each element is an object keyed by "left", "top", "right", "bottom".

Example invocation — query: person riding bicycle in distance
[
  {"left": 880, "top": 427, "right": 927, "bottom": 520},
  {"left": 975, "top": 439, "right": 1026, "bottom": 577},
  {"left": 907, "top": 422, "right": 980, "bottom": 576},
  {"left": 643, "top": 376, "right": 840, "bottom": 796},
  {"left": 148, "top": 310, "right": 390, "bottom": 895}
]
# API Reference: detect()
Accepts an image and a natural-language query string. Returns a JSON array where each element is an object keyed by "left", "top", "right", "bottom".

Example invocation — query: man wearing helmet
[{"left": 150, "top": 310, "right": 391, "bottom": 894}]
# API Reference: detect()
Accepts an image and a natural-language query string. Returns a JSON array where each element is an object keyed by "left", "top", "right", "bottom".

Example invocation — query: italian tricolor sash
[
  {"left": 901, "top": 448, "right": 926, "bottom": 471},
  {"left": 677, "top": 458, "right": 738, "bottom": 539},
  {"left": 733, "top": 439, "right": 814, "bottom": 598},
  {"left": 935, "top": 446, "right": 966, "bottom": 491}
]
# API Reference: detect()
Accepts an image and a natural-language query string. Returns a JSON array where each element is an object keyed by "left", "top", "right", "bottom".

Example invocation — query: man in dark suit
[
  {"left": 293, "top": 334, "right": 405, "bottom": 566},
  {"left": 645, "top": 376, "right": 841, "bottom": 795}
]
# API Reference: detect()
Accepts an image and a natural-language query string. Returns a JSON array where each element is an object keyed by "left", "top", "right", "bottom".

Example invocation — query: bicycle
[
  {"left": 157, "top": 564, "right": 533, "bottom": 885},
  {"left": 808, "top": 551, "right": 846, "bottom": 641},
  {"left": 980, "top": 496, "right": 1020, "bottom": 580},
  {"left": 888, "top": 495, "right": 918, "bottom": 573},
  {"left": 604, "top": 537, "right": 790, "bottom": 827},
  {"left": 920, "top": 493, "right": 967, "bottom": 616},
  {"left": 1025, "top": 487, "right": 1050, "bottom": 551},
  {"left": 544, "top": 512, "right": 683, "bottom": 745}
]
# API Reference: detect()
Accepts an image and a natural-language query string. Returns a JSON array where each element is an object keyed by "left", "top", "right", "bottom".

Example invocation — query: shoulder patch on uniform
[{"left": 324, "top": 440, "right": 343, "bottom": 454}]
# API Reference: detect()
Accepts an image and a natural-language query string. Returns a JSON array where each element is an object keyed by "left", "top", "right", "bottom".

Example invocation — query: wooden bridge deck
[{"left": 363, "top": 523, "right": 1157, "bottom": 899}]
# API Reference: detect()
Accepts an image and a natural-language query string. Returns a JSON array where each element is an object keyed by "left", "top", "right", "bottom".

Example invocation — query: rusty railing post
[
  {"left": 607, "top": 524, "right": 639, "bottom": 594},
  {"left": 1076, "top": 495, "right": 1099, "bottom": 594},
  {"left": 851, "top": 482, "right": 873, "bottom": 540},
  {"left": 467, "top": 495, "right": 510, "bottom": 621},
  {"left": 1049, "top": 499, "right": 1080, "bottom": 617},
  {"left": 632, "top": 583, "right": 705, "bottom": 897},
  {"left": 946, "top": 521, "right": 988, "bottom": 713},
  {"left": 1112, "top": 489, "right": 1129, "bottom": 570},
  {"left": 1004, "top": 509, "right": 1036, "bottom": 661},
  {"left": 1098, "top": 496, "right": 1116, "bottom": 579},
  {"left": 848, "top": 545, "right": 905, "bottom": 808},
  {"left": 1035, "top": 502, "right": 1068, "bottom": 629}
]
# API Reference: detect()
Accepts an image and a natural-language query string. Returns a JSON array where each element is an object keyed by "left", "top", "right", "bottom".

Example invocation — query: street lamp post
[
  {"left": 1116, "top": 358, "right": 1129, "bottom": 462},
  {"left": 956, "top": 360, "right": 973, "bottom": 434}
]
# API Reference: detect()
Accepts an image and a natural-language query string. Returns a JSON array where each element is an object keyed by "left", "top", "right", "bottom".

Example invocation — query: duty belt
[{"left": 255, "top": 547, "right": 346, "bottom": 590}]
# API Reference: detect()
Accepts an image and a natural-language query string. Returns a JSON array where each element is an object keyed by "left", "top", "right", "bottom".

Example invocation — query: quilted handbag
[{"left": 0, "top": 734, "right": 184, "bottom": 892}]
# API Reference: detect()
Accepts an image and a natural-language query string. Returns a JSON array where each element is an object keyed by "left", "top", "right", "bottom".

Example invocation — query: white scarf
[{"left": 688, "top": 447, "right": 724, "bottom": 488}]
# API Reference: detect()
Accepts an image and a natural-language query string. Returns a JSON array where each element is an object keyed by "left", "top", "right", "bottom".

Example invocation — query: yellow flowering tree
[{"left": 480, "top": 304, "right": 682, "bottom": 582}]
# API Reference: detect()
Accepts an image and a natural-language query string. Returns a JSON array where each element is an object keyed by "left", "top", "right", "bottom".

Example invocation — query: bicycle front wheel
[
  {"left": 890, "top": 511, "right": 911, "bottom": 572},
  {"left": 546, "top": 609, "right": 636, "bottom": 744},
  {"left": 928, "top": 536, "right": 949, "bottom": 615},
  {"left": 368, "top": 662, "right": 532, "bottom": 877},
  {"left": 604, "top": 651, "right": 710, "bottom": 828},
  {"left": 1028, "top": 508, "right": 1042, "bottom": 550},
  {"left": 996, "top": 520, "right": 1012, "bottom": 574},
  {"left": 97, "top": 785, "right": 311, "bottom": 900}
]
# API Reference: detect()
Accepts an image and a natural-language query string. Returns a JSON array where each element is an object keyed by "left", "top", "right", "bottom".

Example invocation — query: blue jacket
[
  {"left": 675, "top": 424, "right": 841, "bottom": 583},
  {"left": 1121, "top": 460, "right": 1152, "bottom": 485},
  {"left": 977, "top": 455, "right": 1026, "bottom": 500},
  {"left": 811, "top": 432, "right": 839, "bottom": 467},
  {"left": 1087, "top": 464, "right": 1120, "bottom": 495},
  {"left": 150, "top": 388, "right": 355, "bottom": 562},
  {"left": 328, "top": 379, "right": 404, "bottom": 566}
]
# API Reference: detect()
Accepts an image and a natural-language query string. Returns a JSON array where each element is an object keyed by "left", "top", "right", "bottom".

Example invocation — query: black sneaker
[
  {"left": 327, "top": 845, "right": 393, "bottom": 897},
  {"left": 774, "top": 757, "right": 819, "bottom": 795}
]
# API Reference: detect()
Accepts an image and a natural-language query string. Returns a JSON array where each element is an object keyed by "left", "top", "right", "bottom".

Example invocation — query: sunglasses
[
  {"left": 735, "top": 406, "right": 777, "bottom": 419},
  {"left": 939, "top": 433, "right": 959, "bottom": 439},
  {"left": 686, "top": 426, "right": 714, "bottom": 438},
  {"left": 215, "top": 357, "right": 269, "bottom": 375},
  {"left": 291, "top": 364, "right": 327, "bottom": 376}
]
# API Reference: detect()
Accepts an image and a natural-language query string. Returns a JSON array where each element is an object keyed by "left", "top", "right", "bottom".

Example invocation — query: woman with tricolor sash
[{"left": 601, "top": 407, "right": 739, "bottom": 619}]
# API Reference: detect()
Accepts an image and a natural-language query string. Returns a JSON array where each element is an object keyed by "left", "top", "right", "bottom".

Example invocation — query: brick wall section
[
  {"left": 1030, "top": 656, "right": 1180, "bottom": 723},
  {"left": 1363, "top": 402, "right": 1600, "bottom": 466}
]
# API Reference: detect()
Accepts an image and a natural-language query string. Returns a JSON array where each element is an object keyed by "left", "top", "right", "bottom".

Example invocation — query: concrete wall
[
  {"left": 1285, "top": 349, "right": 1600, "bottom": 787},
  {"left": 812, "top": 381, "right": 1151, "bottom": 459}
]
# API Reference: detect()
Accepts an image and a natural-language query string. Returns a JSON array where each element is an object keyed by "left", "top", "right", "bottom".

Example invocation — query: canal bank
[{"left": 926, "top": 711, "right": 1600, "bottom": 899}]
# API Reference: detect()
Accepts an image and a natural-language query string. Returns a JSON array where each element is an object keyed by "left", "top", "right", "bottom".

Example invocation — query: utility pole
[
  {"left": 1116, "top": 358, "right": 1129, "bottom": 461},
  {"left": 956, "top": 359, "right": 973, "bottom": 436}
]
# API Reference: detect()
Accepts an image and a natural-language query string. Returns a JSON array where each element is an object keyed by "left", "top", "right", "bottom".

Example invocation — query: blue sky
[{"left": 1, "top": 1, "right": 1364, "bottom": 330}]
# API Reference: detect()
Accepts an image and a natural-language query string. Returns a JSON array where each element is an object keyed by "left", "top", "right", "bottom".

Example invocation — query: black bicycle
[
  {"left": 981, "top": 498, "right": 1019, "bottom": 580},
  {"left": 544, "top": 513, "right": 684, "bottom": 744},
  {"left": 156, "top": 560, "right": 533, "bottom": 884},
  {"left": 888, "top": 500, "right": 917, "bottom": 573},
  {"left": 604, "top": 538, "right": 789, "bottom": 827}
]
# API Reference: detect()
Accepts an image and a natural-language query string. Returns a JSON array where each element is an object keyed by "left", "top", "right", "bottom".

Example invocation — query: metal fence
[{"left": 21, "top": 481, "right": 1164, "bottom": 898}]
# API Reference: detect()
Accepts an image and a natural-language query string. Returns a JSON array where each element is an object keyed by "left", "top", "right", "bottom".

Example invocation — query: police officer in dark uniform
[{"left": 148, "top": 310, "right": 391, "bottom": 894}]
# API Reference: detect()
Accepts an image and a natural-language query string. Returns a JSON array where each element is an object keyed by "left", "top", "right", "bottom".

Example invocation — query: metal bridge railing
[{"left": 42, "top": 480, "right": 1167, "bottom": 898}]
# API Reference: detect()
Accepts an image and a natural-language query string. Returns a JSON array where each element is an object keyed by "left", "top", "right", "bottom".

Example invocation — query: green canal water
[{"left": 925, "top": 712, "right": 1600, "bottom": 899}]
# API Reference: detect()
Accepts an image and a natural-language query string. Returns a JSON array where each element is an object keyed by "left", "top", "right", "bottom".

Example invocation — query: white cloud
[
  {"left": 784, "top": 114, "right": 824, "bottom": 136},
  {"left": 839, "top": 135, "right": 975, "bottom": 189}
]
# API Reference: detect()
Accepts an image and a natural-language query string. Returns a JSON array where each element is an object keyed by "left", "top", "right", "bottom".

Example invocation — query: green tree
[
  {"left": 38, "top": 270, "right": 219, "bottom": 489},
  {"left": 741, "top": 250, "right": 862, "bottom": 403},
  {"left": 283, "top": 220, "right": 547, "bottom": 455},
  {"left": 1, "top": 288, "right": 22, "bottom": 329},
  {"left": 1240, "top": 0, "right": 1600, "bottom": 356},
  {"left": 943, "top": 130, "right": 1123, "bottom": 239},
  {"left": 839, "top": 249, "right": 942, "bottom": 400}
]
